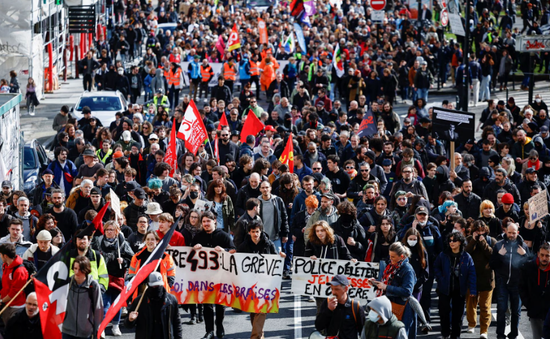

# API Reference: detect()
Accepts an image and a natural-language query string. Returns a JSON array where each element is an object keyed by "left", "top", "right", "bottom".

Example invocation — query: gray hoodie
[
  {"left": 62, "top": 275, "right": 104, "bottom": 338},
  {"left": 362, "top": 296, "right": 408, "bottom": 339},
  {"left": 150, "top": 69, "right": 165, "bottom": 94}
]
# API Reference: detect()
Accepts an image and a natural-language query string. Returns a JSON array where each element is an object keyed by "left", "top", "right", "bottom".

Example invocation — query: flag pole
[
  {"left": 207, "top": 136, "right": 216, "bottom": 161},
  {"left": 0, "top": 274, "right": 35, "bottom": 316},
  {"left": 134, "top": 285, "right": 149, "bottom": 312}
]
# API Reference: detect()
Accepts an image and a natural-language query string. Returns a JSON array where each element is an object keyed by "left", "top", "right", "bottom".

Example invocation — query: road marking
[
  {"left": 294, "top": 294, "right": 302, "bottom": 339},
  {"left": 491, "top": 308, "right": 525, "bottom": 339}
]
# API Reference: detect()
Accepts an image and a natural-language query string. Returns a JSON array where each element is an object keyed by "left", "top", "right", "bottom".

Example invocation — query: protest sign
[
  {"left": 291, "top": 257, "right": 379, "bottom": 303},
  {"left": 357, "top": 111, "right": 378, "bottom": 138},
  {"left": 109, "top": 188, "right": 121, "bottom": 219},
  {"left": 528, "top": 190, "right": 549, "bottom": 224},
  {"left": 432, "top": 107, "right": 475, "bottom": 144},
  {"left": 166, "top": 246, "right": 284, "bottom": 313}
]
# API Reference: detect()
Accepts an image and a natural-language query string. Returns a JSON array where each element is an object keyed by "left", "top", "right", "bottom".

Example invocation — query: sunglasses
[
  {"left": 449, "top": 239, "right": 459, "bottom": 243},
  {"left": 346, "top": 166, "right": 354, "bottom": 169},
  {"left": 313, "top": 167, "right": 322, "bottom": 170},
  {"left": 360, "top": 169, "right": 369, "bottom": 172},
  {"left": 402, "top": 171, "right": 412, "bottom": 174}
]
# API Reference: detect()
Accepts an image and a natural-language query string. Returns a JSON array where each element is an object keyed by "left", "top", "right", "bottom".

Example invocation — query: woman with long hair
[
  {"left": 478, "top": 200, "right": 502, "bottom": 238},
  {"left": 465, "top": 220, "right": 497, "bottom": 338},
  {"left": 371, "top": 242, "right": 418, "bottom": 338},
  {"left": 205, "top": 179, "right": 235, "bottom": 234},
  {"left": 518, "top": 202, "right": 546, "bottom": 252},
  {"left": 366, "top": 216, "right": 398, "bottom": 263},
  {"left": 401, "top": 228, "right": 429, "bottom": 301}
]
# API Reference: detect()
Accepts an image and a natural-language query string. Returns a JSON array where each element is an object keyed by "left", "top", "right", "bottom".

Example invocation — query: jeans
[
  {"left": 103, "top": 289, "right": 122, "bottom": 325},
  {"left": 284, "top": 236, "right": 294, "bottom": 272},
  {"left": 169, "top": 85, "right": 180, "bottom": 110},
  {"left": 83, "top": 74, "right": 93, "bottom": 91},
  {"left": 420, "top": 269, "right": 435, "bottom": 323},
  {"left": 471, "top": 79, "right": 480, "bottom": 105},
  {"left": 480, "top": 75, "right": 491, "bottom": 101},
  {"left": 416, "top": 87, "right": 428, "bottom": 102},
  {"left": 401, "top": 86, "right": 409, "bottom": 101},
  {"left": 496, "top": 278, "right": 521, "bottom": 339}
]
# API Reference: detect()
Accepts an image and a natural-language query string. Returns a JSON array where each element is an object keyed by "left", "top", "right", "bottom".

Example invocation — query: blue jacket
[
  {"left": 385, "top": 258, "right": 417, "bottom": 303},
  {"left": 434, "top": 250, "right": 477, "bottom": 297},
  {"left": 239, "top": 59, "right": 251, "bottom": 80},
  {"left": 290, "top": 190, "right": 321, "bottom": 220},
  {"left": 398, "top": 221, "right": 442, "bottom": 266},
  {"left": 334, "top": 140, "right": 355, "bottom": 163},
  {"left": 46, "top": 159, "right": 78, "bottom": 196},
  {"left": 294, "top": 164, "right": 313, "bottom": 181},
  {"left": 239, "top": 143, "right": 254, "bottom": 158},
  {"left": 188, "top": 60, "right": 201, "bottom": 79}
]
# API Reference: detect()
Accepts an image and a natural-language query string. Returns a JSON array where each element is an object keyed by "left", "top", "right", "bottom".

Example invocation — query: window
[{"left": 77, "top": 96, "right": 122, "bottom": 111}]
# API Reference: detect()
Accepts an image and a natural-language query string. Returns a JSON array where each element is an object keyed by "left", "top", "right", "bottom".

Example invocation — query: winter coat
[
  {"left": 237, "top": 232, "right": 277, "bottom": 254},
  {"left": 305, "top": 234, "right": 353, "bottom": 260},
  {"left": 465, "top": 234, "right": 496, "bottom": 291},
  {"left": 332, "top": 218, "right": 368, "bottom": 260},
  {"left": 434, "top": 250, "right": 477, "bottom": 297},
  {"left": 520, "top": 258, "right": 550, "bottom": 320},
  {"left": 490, "top": 237, "right": 530, "bottom": 286},
  {"left": 233, "top": 213, "right": 262, "bottom": 248},
  {"left": 92, "top": 234, "right": 134, "bottom": 279},
  {"left": 4, "top": 308, "right": 43, "bottom": 339},
  {"left": 258, "top": 194, "right": 290, "bottom": 239}
]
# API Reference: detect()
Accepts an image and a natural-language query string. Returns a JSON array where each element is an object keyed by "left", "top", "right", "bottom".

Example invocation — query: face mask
[
  {"left": 149, "top": 286, "right": 164, "bottom": 300},
  {"left": 407, "top": 239, "right": 418, "bottom": 247},
  {"left": 190, "top": 192, "right": 199, "bottom": 199},
  {"left": 536, "top": 99, "right": 542, "bottom": 103},
  {"left": 368, "top": 310, "right": 380, "bottom": 323},
  {"left": 452, "top": 228, "right": 460, "bottom": 234},
  {"left": 118, "top": 71, "right": 124, "bottom": 75},
  {"left": 418, "top": 221, "right": 427, "bottom": 226}
]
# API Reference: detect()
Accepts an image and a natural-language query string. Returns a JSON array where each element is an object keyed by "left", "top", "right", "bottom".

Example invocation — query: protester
[
  {"left": 4, "top": 292, "right": 42, "bottom": 339},
  {"left": 0, "top": 243, "right": 29, "bottom": 325}
]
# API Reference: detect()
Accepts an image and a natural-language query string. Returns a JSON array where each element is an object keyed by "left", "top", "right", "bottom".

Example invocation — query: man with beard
[
  {"left": 32, "top": 169, "right": 59, "bottom": 208},
  {"left": 376, "top": 142, "right": 401, "bottom": 170},
  {"left": 478, "top": 139, "right": 500, "bottom": 168},
  {"left": 389, "top": 165, "right": 429, "bottom": 209},
  {"left": 47, "top": 189, "right": 78, "bottom": 240},
  {"left": 303, "top": 142, "right": 327, "bottom": 171},
  {"left": 450, "top": 153, "right": 471, "bottom": 187},
  {"left": 4, "top": 292, "right": 42, "bottom": 339},
  {"left": 320, "top": 134, "right": 338, "bottom": 158},
  {"left": 490, "top": 223, "right": 529, "bottom": 339},
  {"left": 325, "top": 155, "right": 351, "bottom": 200},
  {"left": 517, "top": 167, "right": 549, "bottom": 204},
  {"left": 218, "top": 127, "right": 239, "bottom": 166},
  {"left": 126, "top": 272, "right": 183, "bottom": 339},
  {"left": 520, "top": 242, "right": 550, "bottom": 339},
  {"left": 453, "top": 180, "right": 482, "bottom": 220},
  {"left": 511, "top": 129, "right": 535, "bottom": 167},
  {"left": 66, "top": 228, "right": 109, "bottom": 292},
  {"left": 235, "top": 173, "right": 261, "bottom": 218},
  {"left": 123, "top": 188, "right": 147, "bottom": 231},
  {"left": 290, "top": 176, "right": 321, "bottom": 220},
  {"left": 482, "top": 168, "right": 521, "bottom": 206},
  {"left": 347, "top": 162, "right": 380, "bottom": 204}
]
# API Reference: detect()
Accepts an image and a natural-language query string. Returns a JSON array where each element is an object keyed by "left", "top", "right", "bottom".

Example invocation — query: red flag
[
  {"left": 177, "top": 100, "right": 209, "bottom": 155},
  {"left": 227, "top": 24, "right": 241, "bottom": 51},
  {"left": 216, "top": 35, "right": 226, "bottom": 58},
  {"left": 34, "top": 240, "right": 75, "bottom": 339},
  {"left": 91, "top": 201, "right": 110, "bottom": 234},
  {"left": 218, "top": 113, "right": 229, "bottom": 131},
  {"left": 97, "top": 218, "right": 180, "bottom": 338},
  {"left": 240, "top": 110, "right": 265, "bottom": 143},
  {"left": 214, "top": 134, "right": 220, "bottom": 163},
  {"left": 279, "top": 134, "right": 295, "bottom": 173},
  {"left": 290, "top": 0, "right": 304, "bottom": 18},
  {"left": 165, "top": 118, "right": 178, "bottom": 176}
]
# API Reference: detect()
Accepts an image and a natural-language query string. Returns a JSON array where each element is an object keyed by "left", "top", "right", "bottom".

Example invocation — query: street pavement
[{"left": 20, "top": 65, "right": 541, "bottom": 339}]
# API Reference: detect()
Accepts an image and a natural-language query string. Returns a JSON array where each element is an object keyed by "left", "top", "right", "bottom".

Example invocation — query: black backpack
[{"left": 15, "top": 260, "right": 37, "bottom": 295}]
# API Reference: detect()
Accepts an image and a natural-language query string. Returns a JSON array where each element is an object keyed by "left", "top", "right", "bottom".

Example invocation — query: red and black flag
[
  {"left": 96, "top": 217, "right": 179, "bottom": 338},
  {"left": 290, "top": 0, "right": 305, "bottom": 19}
]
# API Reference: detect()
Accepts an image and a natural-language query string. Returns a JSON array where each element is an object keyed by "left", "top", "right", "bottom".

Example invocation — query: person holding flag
[{"left": 124, "top": 271, "right": 183, "bottom": 339}]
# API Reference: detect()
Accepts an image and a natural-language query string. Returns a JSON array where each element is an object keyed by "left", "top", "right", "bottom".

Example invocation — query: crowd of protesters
[{"left": 5, "top": 0, "right": 550, "bottom": 337}]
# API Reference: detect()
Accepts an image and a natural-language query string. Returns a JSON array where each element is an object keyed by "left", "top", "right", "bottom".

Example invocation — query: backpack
[{"left": 16, "top": 260, "right": 37, "bottom": 295}]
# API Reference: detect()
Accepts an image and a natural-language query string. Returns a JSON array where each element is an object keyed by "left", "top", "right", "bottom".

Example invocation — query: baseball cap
[
  {"left": 42, "top": 169, "right": 54, "bottom": 176},
  {"left": 134, "top": 188, "right": 146, "bottom": 199},
  {"left": 122, "top": 130, "right": 132, "bottom": 141},
  {"left": 526, "top": 167, "right": 536, "bottom": 174},
  {"left": 125, "top": 181, "right": 139, "bottom": 191},
  {"left": 415, "top": 206, "right": 429, "bottom": 215},
  {"left": 90, "top": 187, "right": 101, "bottom": 196},
  {"left": 149, "top": 133, "right": 159, "bottom": 140},
  {"left": 1, "top": 181, "right": 11, "bottom": 188},
  {"left": 542, "top": 126, "right": 549, "bottom": 133},
  {"left": 148, "top": 272, "right": 164, "bottom": 287},
  {"left": 382, "top": 159, "right": 392, "bottom": 166},
  {"left": 265, "top": 125, "right": 276, "bottom": 132},
  {"left": 327, "top": 274, "right": 350, "bottom": 286}
]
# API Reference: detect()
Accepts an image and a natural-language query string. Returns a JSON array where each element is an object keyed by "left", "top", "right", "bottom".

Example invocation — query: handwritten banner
[
  {"left": 166, "top": 246, "right": 284, "bottom": 313},
  {"left": 291, "top": 257, "right": 379, "bottom": 303}
]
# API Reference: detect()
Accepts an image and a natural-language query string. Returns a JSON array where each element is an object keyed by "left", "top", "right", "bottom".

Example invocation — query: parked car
[
  {"left": 23, "top": 139, "right": 49, "bottom": 201},
  {"left": 72, "top": 90, "right": 128, "bottom": 125}
]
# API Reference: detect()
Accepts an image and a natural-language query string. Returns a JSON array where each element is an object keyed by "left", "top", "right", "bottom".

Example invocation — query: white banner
[
  {"left": 291, "top": 257, "right": 379, "bottom": 304},
  {"left": 517, "top": 36, "right": 550, "bottom": 52},
  {"left": 166, "top": 246, "right": 284, "bottom": 313},
  {"left": 528, "top": 190, "right": 549, "bottom": 224}
]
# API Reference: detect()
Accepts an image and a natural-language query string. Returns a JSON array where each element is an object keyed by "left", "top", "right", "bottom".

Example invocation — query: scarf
[
  {"left": 184, "top": 223, "right": 201, "bottom": 238},
  {"left": 378, "top": 258, "right": 405, "bottom": 297},
  {"left": 527, "top": 159, "right": 541, "bottom": 171}
]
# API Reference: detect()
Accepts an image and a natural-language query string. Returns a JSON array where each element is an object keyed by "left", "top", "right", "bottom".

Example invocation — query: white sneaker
[
  {"left": 121, "top": 307, "right": 128, "bottom": 317},
  {"left": 112, "top": 324, "right": 122, "bottom": 336},
  {"left": 466, "top": 327, "right": 475, "bottom": 333},
  {"left": 480, "top": 333, "right": 488, "bottom": 339},
  {"left": 101, "top": 331, "right": 106, "bottom": 339}
]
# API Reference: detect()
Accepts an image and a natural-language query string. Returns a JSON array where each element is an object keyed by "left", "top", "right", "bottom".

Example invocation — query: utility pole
[{"left": 461, "top": 0, "right": 471, "bottom": 112}]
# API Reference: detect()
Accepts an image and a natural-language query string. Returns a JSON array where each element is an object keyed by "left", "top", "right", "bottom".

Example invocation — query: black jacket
[
  {"left": 4, "top": 309, "right": 43, "bottom": 339},
  {"left": 233, "top": 212, "right": 262, "bottom": 248},
  {"left": 331, "top": 218, "right": 367, "bottom": 260},
  {"left": 453, "top": 192, "right": 482, "bottom": 220},
  {"left": 123, "top": 202, "right": 147, "bottom": 231},
  {"left": 292, "top": 209, "right": 311, "bottom": 257},
  {"left": 305, "top": 234, "right": 353, "bottom": 260},
  {"left": 315, "top": 296, "right": 365, "bottom": 339},
  {"left": 124, "top": 289, "right": 183, "bottom": 339},
  {"left": 191, "top": 228, "right": 236, "bottom": 250},
  {"left": 235, "top": 184, "right": 260, "bottom": 217},
  {"left": 237, "top": 232, "right": 277, "bottom": 254},
  {"left": 520, "top": 258, "right": 550, "bottom": 320},
  {"left": 490, "top": 237, "right": 530, "bottom": 286},
  {"left": 267, "top": 79, "right": 290, "bottom": 99},
  {"left": 258, "top": 195, "right": 290, "bottom": 239}
]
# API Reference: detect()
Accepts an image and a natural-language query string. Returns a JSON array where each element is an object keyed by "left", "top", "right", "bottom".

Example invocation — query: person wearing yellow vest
[
  {"left": 96, "top": 139, "right": 113, "bottom": 165},
  {"left": 221, "top": 58, "right": 238, "bottom": 94},
  {"left": 249, "top": 54, "right": 261, "bottom": 99},
  {"left": 200, "top": 59, "right": 214, "bottom": 103},
  {"left": 66, "top": 228, "right": 109, "bottom": 292},
  {"left": 167, "top": 62, "right": 183, "bottom": 111}
]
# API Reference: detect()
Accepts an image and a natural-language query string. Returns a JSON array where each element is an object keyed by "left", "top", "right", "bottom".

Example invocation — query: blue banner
[{"left": 293, "top": 23, "right": 307, "bottom": 54}]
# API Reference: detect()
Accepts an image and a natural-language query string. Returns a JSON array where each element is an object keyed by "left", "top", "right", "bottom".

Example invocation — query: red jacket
[
  {"left": 156, "top": 230, "right": 185, "bottom": 247},
  {"left": 1, "top": 255, "right": 28, "bottom": 307}
]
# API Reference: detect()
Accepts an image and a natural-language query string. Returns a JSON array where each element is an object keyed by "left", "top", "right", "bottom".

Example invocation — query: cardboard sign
[
  {"left": 528, "top": 190, "right": 549, "bottom": 224},
  {"left": 432, "top": 107, "right": 475, "bottom": 143},
  {"left": 109, "top": 188, "right": 122, "bottom": 219},
  {"left": 166, "top": 246, "right": 284, "bottom": 313},
  {"left": 291, "top": 257, "right": 379, "bottom": 304}
]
